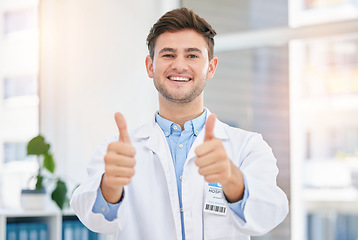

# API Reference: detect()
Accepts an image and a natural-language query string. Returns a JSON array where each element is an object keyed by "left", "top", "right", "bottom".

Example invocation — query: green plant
[{"left": 26, "top": 135, "right": 68, "bottom": 209}]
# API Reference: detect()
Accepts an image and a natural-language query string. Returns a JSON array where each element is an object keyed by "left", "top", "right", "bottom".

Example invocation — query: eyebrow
[
  {"left": 159, "top": 48, "right": 176, "bottom": 54},
  {"left": 186, "top": 48, "right": 202, "bottom": 54},
  {"left": 158, "top": 47, "right": 203, "bottom": 54}
]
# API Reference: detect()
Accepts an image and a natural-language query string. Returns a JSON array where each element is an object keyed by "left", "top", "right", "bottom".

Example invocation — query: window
[
  {"left": 305, "top": 0, "right": 350, "bottom": 9},
  {"left": 290, "top": 0, "right": 358, "bottom": 26},
  {"left": 0, "top": 0, "right": 39, "bottom": 209},
  {"left": 3, "top": 8, "right": 38, "bottom": 35},
  {"left": 3, "top": 142, "right": 29, "bottom": 163},
  {"left": 291, "top": 34, "right": 358, "bottom": 239},
  {"left": 3, "top": 75, "right": 38, "bottom": 99}
]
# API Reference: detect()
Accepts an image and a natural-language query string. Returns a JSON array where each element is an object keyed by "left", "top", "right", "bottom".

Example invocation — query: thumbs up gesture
[
  {"left": 195, "top": 114, "right": 245, "bottom": 203},
  {"left": 101, "top": 112, "right": 136, "bottom": 203}
]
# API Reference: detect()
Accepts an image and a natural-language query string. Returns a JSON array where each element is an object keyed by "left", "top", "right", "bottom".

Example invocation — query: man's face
[{"left": 145, "top": 29, "right": 218, "bottom": 104}]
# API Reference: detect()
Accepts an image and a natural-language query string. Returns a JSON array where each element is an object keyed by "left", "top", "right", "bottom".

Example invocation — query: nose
[{"left": 171, "top": 55, "right": 188, "bottom": 72}]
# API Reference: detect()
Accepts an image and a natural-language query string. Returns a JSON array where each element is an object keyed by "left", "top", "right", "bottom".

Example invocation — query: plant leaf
[
  {"left": 27, "top": 135, "right": 50, "bottom": 156},
  {"left": 43, "top": 153, "right": 55, "bottom": 173},
  {"left": 51, "top": 180, "right": 67, "bottom": 209}
]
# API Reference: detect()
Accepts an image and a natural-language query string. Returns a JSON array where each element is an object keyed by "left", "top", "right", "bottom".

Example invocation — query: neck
[{"left": 158, "top": 96, "right": 204, "bottom": 130}]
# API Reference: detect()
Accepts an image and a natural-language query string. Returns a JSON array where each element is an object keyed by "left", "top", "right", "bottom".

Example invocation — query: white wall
[{"left": 39, "top": 0, "right": 179, "bottom": 185}]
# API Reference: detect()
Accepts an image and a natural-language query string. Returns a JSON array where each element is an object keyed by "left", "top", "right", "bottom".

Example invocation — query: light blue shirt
[{"left": 93, "top": 110, "right": 249, "bottom": 238}]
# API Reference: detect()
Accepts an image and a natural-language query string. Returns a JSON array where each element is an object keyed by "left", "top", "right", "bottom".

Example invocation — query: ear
[
  {"left": 145, "top": 55, "right": 154, "bottom": 78},
  {"left": 206, "top": 56, "right": 218, "bottom": 79}
]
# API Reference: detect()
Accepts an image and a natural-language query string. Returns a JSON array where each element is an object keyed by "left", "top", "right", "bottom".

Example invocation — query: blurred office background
[{"left": 1, "top": 0, "right": 358, "bottom": 239}]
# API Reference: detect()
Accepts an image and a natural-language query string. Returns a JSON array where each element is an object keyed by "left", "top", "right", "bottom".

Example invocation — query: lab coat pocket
[{"left": 203, "top": 212, "right": 237, "bottom": 240}]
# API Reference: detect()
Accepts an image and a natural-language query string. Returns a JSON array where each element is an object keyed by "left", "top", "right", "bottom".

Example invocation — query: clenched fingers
[
  {"left": 195, "top": 139, "right": 227, "bottom": 167},
  {"left": 105, "top": 165, "right": 135, "bottom": 178},
  {"left": 107, "top": 142, "right": 136, "bottom": 157},
  {"left": 197, "top": 159, "right": 229, "bottom": 176},
  {"left": 104, "top": 152, "right": 136, "bottom": 167}
]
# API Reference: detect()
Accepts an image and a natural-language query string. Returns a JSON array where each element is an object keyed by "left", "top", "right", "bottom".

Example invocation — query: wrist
[
  {"left": 101, "top": 174, "right": 124, "bottom": 204},
  {"left": 221, "top": 162, "right": 245, "bottom": 203}
]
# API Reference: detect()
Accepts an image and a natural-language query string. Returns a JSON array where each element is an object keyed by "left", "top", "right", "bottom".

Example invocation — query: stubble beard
[{"left": 153, "top": 76, "right": 207, "bottom": 104}]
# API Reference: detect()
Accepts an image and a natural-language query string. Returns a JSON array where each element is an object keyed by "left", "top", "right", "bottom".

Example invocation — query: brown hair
[{"left": 146, "top": 8, "right": 217, "bottom": 60}]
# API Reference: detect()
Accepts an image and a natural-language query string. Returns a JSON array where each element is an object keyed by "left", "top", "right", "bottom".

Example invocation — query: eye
[
  {"left": 162, "top": 54, "right": 174, "bottom": 58},
  {"left": 188, "top": 54, "right": 198, "bottom": 59}
]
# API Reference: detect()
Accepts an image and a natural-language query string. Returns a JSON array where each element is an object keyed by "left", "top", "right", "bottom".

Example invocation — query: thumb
[
  {"left": 204, "top": 114, "right": 216, "bottom": 141},
  {"left": 114, "top": 112, "right": 131, "bottom": 143}
]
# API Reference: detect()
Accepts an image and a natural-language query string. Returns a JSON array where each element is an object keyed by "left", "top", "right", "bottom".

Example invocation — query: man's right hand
[{"left": 101, "top": 112, "right": 136, "bottom": 203}]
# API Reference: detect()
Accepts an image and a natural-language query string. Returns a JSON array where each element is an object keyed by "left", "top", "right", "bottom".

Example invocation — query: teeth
[{"left": 169, "top": 77, "right": 190, "bottom": 81}]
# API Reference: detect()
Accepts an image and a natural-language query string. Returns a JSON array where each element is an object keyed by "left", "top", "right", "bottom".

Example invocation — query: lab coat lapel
[{"left": 134, "top": 117, "right": 182, "bottom": 239}]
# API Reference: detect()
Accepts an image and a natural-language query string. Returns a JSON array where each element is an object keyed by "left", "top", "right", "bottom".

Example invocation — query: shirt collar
[
  {"left": 155, "top": 110, "right": 207, "bottom": 137},
  {"left": 133, "top": 108, "right": 229, "bottom": 141}
]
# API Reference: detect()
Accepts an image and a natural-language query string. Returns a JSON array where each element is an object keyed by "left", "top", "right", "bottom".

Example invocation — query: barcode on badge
[{"left": 205, "top": 204, "right": 226, "bottom": 214}]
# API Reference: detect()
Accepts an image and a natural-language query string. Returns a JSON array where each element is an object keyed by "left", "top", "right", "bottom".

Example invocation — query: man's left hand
[{"left": 195, "top": 114, "right": 245, "bottom": 203}]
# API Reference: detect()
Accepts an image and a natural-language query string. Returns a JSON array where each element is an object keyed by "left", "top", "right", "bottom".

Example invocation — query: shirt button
[
  {"left": 179, "top": 175, "right": 183, "bottom": 180},
  {"left": 101, "top": 207, "right": 106, "bottom": 212},
  {"left": 180, "top": 207, "right": 184, "bottom": 212},
  {"left": 178, "top": 144, "right": 183, "bottom": 148},
  {"left": 173, "top": 125, "right": 178, "bottom": 130},
  {"left": 195, "top": 130, "right": 199, "bottom": 135},
  {"left": 165, "top": 132, "right": 169, "bottom": 136}
]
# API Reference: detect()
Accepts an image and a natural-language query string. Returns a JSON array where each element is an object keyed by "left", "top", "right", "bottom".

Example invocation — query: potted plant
[{"left": 21, "top": 135, "right": 68, "bottom": 210}]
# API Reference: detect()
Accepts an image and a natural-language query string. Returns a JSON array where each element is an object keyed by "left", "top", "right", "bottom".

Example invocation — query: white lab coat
[{"left": 71, "top": 111, "right": 289, "bottom": 240}]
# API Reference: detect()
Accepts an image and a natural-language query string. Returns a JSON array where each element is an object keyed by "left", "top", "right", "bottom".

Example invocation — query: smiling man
[
  {"left": 148, "top": 30, "right": 216, "bottom": 106},
  {"left": 71, "top": 8, "right": 289, "bottom": 240}
]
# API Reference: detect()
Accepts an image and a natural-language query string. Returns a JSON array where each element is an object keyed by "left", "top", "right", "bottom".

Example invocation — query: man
[{"left": 71, "top": 8, "right": 288, "bottom": 240}]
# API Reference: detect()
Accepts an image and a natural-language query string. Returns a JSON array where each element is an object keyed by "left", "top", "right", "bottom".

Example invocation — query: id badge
[{"left": 203, "top": 183, "right": 227, "bottom": 216}]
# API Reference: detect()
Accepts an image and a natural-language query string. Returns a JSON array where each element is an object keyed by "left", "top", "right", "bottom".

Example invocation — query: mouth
[{"left": 168, "top": 76, "right": 191, "bottom": 82}]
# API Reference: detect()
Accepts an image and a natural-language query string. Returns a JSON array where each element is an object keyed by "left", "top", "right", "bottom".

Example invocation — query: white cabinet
[
  {"left": 0, "top": 206, "right": 115, "bottom": 240},
  {"left": 0, "top": 207, "right": 61, "bottom": 240}
]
